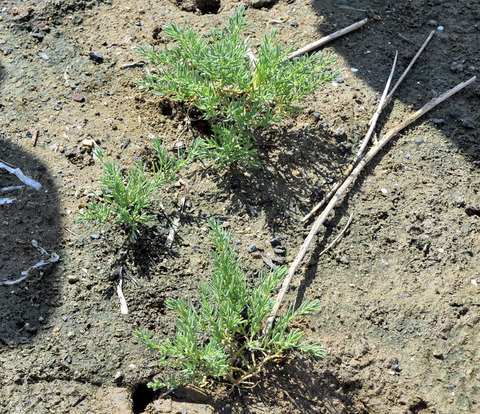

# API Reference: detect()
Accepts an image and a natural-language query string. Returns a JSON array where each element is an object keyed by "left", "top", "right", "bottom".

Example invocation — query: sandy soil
[{"left": 1, "top": 0, "right": 479, "bottom": 412}]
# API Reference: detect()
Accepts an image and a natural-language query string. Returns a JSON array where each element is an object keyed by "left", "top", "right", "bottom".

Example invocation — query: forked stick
[
  {"left": 302, "top": 31, "right": 435, "bottom": 223},
  {"left": 288, "top": 18, "right": 369, "bottom": 60},
  {"left": 301, "top": 52, "right": 397, "bottom": 223},
  {"left": 369, "top": 30, "right": 435, "bottom": 125},
  {"left": 264, "top": 76, "right": 476, "bottom": 335},
  {"left": 352, "top": 52, "right": 398, "bottom": 171}
]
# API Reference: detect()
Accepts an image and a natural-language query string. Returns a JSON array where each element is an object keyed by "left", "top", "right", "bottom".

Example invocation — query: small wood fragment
[
  {"left": 32, "top": 129, "right": 39, "bottom": 147},
  {"left": 318, "top": 212, "right": 354, "bottom": 257},
  {"left": 288, "top": 18, "right": 369, "bottom": 60}
]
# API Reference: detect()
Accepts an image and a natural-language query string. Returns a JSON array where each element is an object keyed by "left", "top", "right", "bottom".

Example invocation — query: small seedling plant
[
  {"left": 77, "top": 139, "right": 197, "bottom": 241},
  {"left": 137, "top": 5, "right": 337, "bottom": 167},
  {"left": 135, "top": 218, "right": 325, "bottom": 391}
]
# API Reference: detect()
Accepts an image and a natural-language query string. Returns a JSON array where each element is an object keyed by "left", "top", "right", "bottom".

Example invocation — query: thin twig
[
  {"left": 288, "top": 18, "right": 369, "bottom": 60},
  {"left": 264, "top": 76, "right": 476, "bottom": 335},
  {"left": 302, "top": 51, "right": 398, "bottom": 223},
  {"left": 65, "top": 227, "right": 79, "bottom": 237},
  {"left": 318, "top": 212, "right": 354, "bottom": 257},
  {"left": 1, "top": 185, "right": 24, "bottom": 193},
  {"left": 165, "top": 179, "right": 189, "bottom": 249},
  {"left": 384, "top": 31, "right": 435, "bottom": 109},
  {"left": 354, "top": 52, "right": 398, "bottom": 164},
  {"left": 32, "top": 130, "right": 39, "bottom": 147},
  {"left": 302, "top": 30, "right": 435, "bottom": 223}
]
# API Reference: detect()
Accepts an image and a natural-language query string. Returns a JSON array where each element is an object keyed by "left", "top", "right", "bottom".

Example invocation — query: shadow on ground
[{"left": 0, "top": 139, "right": 61, "bottom": 346}]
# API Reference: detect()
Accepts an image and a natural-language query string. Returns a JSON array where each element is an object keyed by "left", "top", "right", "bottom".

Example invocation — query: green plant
[
  {"left": 77, "top": 140, "right": 191, "bottom": 241},
  {"left": 137, "top": 5, "right": 337, "bottom": 168},
  {"left": 135, "top": 218, "right": 325, "bottom": 391}
]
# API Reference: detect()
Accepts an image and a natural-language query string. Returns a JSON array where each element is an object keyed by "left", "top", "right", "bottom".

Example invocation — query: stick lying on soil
[
  {"left": 302, "top": 31, "right": 435, "bottom": 223},
  {"left": 264, "top": 75, "right": 476, "bottom": 335},
  {"left": 288, "top": 18, "right": 369, "bottom": 60}
]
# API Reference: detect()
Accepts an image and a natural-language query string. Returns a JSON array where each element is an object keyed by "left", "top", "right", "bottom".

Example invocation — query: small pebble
[
  {"left": 67, "top": 331, "right": 75, "bottom": 339},
  {"left": 405, "top": 153, "right": 410, "bottom": 159},
  {"left": 263, "top": 258, "right": 276, "bottom": 269},
  {"left": 90, "top": 233, "right": 101, "bottom": 239},
  {"left": 114, "top": 372, "right": 124, "bottom": 384},
  {"left": 391, "top": 364, "right": 401, "bottom": 372},
  {"left": 336, "top": 256, "right": 349, "bottom": 265},
  {"left": 272, "top": 256, "right": 285, "bottom": 265},
  {"left": 89, "top": 51, "right": 104, "bottom": 63},
  {"left": 247, "top": 245, "right": 257, "bottom": 253},
  {"left": 38, "top": 53, "right": 49, "bottom": 60},
  {"left": 437, "top": 26, "right": 444, "bottom": 31},
  {"left": 290, "top": 21, "right": 299, "bottom": 28},
  {"left": 24, "top": 323, "right": 37, "bottom": 334},
  {"left": 274, "top": 247, "right": 286, "bottom": 256},
  {"left": 270, "top": 237, "right": 281, "bottom": 247},
  {"left": 380, "top": 188, "right": 388, "bottom": 194},
  {"left": 67, "top": 275, "right": 79, "bottom": 284},
  {"left": 31, "top": 33, "right": 44, "bottom": 41},
  {"left": 432, "top": 350, "right": 444, "bottom": 359},
  {"left": 350, "top": 67, "right": 359, "bottom": 73},
  {"left": 73, "top": 94, "right": 85, "bottom": 102}
]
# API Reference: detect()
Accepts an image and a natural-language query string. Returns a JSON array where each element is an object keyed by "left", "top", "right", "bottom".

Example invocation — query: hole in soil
[
  {"left": 197, "top": 0, "right": 220, "bottom": 14},
  {"left": 159, "top": 101, "right": 173, "bottom": 116},
  {"left": 410, "top": 398, "right": 428, "bottom": 413},
  {"left": 191, "top": 119, "right": 213, "bottom": 136},
  {"left": 131, "top": 383, "right": 159, "bottom": 413}
]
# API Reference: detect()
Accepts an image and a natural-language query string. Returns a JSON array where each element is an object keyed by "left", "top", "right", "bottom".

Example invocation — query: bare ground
[{"left": 0, "top": 0, "right": 479, "bottom": 413}]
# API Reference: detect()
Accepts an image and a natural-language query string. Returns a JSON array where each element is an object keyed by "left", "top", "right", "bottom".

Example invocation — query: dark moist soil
[{"left": 1, "top": 0, "right": 479, "bottom": 412}]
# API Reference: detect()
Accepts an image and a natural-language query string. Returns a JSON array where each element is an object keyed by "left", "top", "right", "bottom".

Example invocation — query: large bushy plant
[
  {"left": 136, "top": 218, "right": 325, "bottom": 390},
  {"left": 137, "top": 5, "right": 337, "bottom": 167}
]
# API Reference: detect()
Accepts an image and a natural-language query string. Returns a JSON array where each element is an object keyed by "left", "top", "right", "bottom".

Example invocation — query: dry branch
[
  {"left": 288, "top": 18, "right": 369, "bottom": 60},
  {"left": 302, "top": 31, "right": 435, "bottom": 223},
  {"left": 301, "top": 52, "right": 397, "bottom": 223},
  {"left": 264, "top": 75, "right": 476, "bottom": 335}
]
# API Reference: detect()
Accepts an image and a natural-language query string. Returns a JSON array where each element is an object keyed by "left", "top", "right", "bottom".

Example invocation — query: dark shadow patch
[
  {"left": 0, "top": 139, "right": 61, "bottom": 346},
  {"left": 169, "top": 0, "right": 220, "bottom": 15},
  {"left": 132, "top": 382, "right": 161, "bottom": 413}
]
